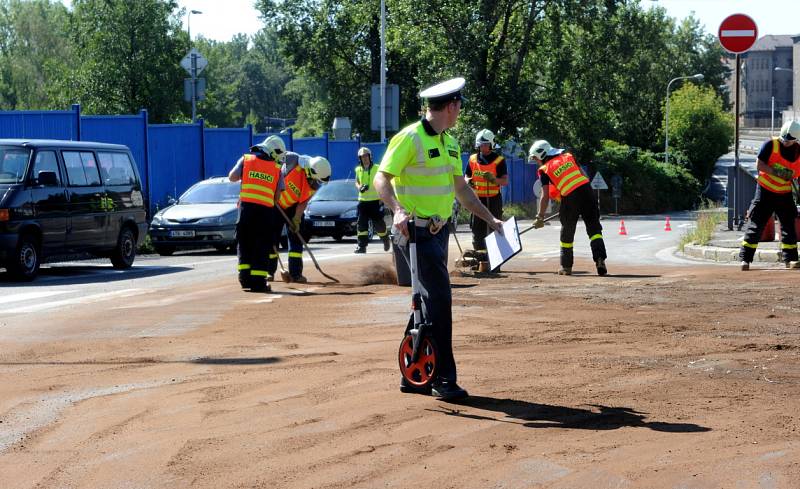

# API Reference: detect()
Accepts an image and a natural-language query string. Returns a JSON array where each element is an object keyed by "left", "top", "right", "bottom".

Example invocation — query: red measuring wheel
[{"left": 398, "top": 334, "right": 438, "bottom": 388}]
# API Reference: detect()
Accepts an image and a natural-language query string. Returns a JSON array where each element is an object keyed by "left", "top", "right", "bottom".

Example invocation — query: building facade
[{"left": 740, "top": 35, "right": 797, "bottom": 127}]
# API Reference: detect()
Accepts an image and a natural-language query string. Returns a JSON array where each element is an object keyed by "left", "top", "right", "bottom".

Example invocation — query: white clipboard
[{"left": 486, "top": 217, "right": 522, "bottom": 272}]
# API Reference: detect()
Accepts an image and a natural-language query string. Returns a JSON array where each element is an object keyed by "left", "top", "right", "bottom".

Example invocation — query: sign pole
[
  {"left": 734, "top": 53, "right": 741, "bottom": 229},
  {"left": 191, "top": 53, "right": 197, "bottom": 124}
]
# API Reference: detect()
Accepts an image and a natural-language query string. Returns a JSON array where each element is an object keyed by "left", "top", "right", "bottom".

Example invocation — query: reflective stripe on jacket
[
  {"left": 758, "top": 138, "right": 797, "bottom": 194},
  {"left": 355, "top": 163, "right": 380, "bottom": 201},
  {"left": 240, "top": 154, "right": 281, "bottom": 207},
  {"left": 468, "top": 154, "right": 502, "bottom": 197},
  {"left": 541, "top": 152, "right": 589, "bottom": 198},
  {"left": 279, "top": 165, "right": 313, "bottom": 208}
]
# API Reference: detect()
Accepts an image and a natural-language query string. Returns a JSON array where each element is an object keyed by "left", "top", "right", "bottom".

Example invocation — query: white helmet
[
  {"left": 307, "top": 156, "right": 331, "bottom": 182},
  {"left": 357, "top": 147, "right": 372, "bottom": 158},
  {"left": 528, "top": 139, "right": 552, "bottom": 162},
  {"left": 475, "top": 129, "right": 495, "bottom": 148},
  {"left": 252, "top": 135, "right": 286, "bottom": 162},
  {"left": 780, "top": 120, "right": 800, "bottom": 143}
]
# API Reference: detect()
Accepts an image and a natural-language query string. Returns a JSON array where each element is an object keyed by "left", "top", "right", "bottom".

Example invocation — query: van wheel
[
  {"left": 111, "top": 227, "right": 136, "bottom": 269},
  {"left": 154, "top": 245, "right": 175, "bottom": 256},
  {"left": 8, "top": 234, "right": 40, "bottom": 281}
]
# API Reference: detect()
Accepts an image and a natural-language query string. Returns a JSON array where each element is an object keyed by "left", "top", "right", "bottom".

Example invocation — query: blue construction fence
[{"left": 0, "top": 105, "right": 536, "bottom": 213}]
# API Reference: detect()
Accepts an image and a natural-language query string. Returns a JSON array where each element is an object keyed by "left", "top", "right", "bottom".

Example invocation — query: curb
[{"left": 683, "top": 244, "right": 782, "bottom": 263}]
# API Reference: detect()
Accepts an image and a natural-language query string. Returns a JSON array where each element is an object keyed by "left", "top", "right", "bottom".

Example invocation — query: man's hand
[
  {"left": 774, "top": 167, "right": 794, "bottom": 180},
  {"left": 533, "top": 216, "right": 545, "bottom": 229},
  {"left": 392, "top": 208, "right": 411, "bottom": 239},
  {"left": 484, "top": 172, "right": 496, "bottom": 184},
  {"left": 488, "top": 217, "right": 504, "bottom": 234},
  {"left": 359, "top": 184, "right": 369, "bottom": 193}
]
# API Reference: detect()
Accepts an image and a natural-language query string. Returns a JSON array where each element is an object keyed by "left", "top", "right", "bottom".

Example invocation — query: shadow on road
[
  {"left": 0, "top": 356, "right": 282, "bottom": 366},
  {"left": 429, "top": 395, "right": 710, "bottom": 433},
  {"left": 0, "top": 265, "right": 192, "bottom": 287}
]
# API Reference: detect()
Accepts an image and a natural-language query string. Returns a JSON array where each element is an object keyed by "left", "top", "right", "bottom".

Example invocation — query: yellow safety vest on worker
[
  {"left": 379, "top": 121, "right": 460, "bottom": 219},
  {"left": 355, "top": 163, "right": 380, "bottom": 202},
  {"left": 758, "top": 138, "right": 799, "bottom": 194}
]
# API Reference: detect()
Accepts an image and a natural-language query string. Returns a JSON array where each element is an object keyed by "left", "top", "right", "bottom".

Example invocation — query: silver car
[{"left": 148, "top": 177, "right": 239, "bottom": 255}]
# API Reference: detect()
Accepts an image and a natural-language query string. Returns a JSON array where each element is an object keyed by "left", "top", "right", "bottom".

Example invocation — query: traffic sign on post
[
  {"left": 590, "top": 172, "right": 608, "bottom": 190},
  {"left": 718, "top": 14, "right": 758, "bottom": 54},
  {"left": 180, "top": 48, "right": 208, "bottom": 74}
]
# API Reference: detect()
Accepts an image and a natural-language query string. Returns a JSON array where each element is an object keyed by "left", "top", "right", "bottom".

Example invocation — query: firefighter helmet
[
  {"left": 528, "top": 140, "right": 552, "bottom": 162},
  {"left": 475, "top": 129, "right": 495, "bottom": 148},
  {"left": 251, "top": 135, "right": 286, "bottom": 162},
  {"left": 779, "top": 120, "right": 800, "bottom": 143},
  {"left": 308, "top": 156, "right": 331, "bottom": 182}
]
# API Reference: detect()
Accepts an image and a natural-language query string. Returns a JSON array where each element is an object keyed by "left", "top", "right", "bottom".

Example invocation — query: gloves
[
  {"left": 773, "top": 167, "right": 794, "bottom": 181},
  {"left": 484, "top": 172, "right": 496, "bottom": 184},
  {"left": 359, "top": 184, "right": 369, "bottom": 193},
  {"left": 533, "top": 216, "right": 545, "bottom": 229},
  {"left": 290, "top": 214, "right": 302, "bottom": 233}
]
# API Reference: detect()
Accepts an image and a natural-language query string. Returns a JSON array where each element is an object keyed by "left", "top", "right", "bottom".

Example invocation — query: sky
[{"left": 59, "top": 1, "right": 796, "bottom": 43}]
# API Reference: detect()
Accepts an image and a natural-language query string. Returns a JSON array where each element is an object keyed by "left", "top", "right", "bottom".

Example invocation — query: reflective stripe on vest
[
  {"left": 240, "top": 154, "right": 281, "bottom": 207},
  {"left": 355, "top": 163, "right": 380, "bottom": 201},
  {"left": 279, "top": 166, "right": 311, "bottom": 208},
  {"left": 758, "top": 138, "right": 795, "bottom": 194},
  {"left": 469, "top": 154, "right": 502, "bottom": 197},
  {"left": 543, "top": 152, "right": 588, "bottom": 197},
  {"left": 390, "top": 122, "right": 457, "bottom": 219}
]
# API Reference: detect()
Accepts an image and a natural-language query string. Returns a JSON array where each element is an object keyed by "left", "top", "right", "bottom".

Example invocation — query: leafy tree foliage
[{"left": 663, "top": 83, "right": 733, "bottom": 182}]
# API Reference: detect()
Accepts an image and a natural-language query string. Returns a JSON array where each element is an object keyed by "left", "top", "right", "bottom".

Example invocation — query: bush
[
  {"left": 593, "top": 140, "right": 700, "bottom": 213},
  {"left": 663, "top": 84, "right": 733, "bottom": 182}
]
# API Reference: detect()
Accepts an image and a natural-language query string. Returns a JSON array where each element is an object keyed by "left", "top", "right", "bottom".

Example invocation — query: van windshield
[{"left": 0, "top": 146, "right": 32, "bottom": 184}]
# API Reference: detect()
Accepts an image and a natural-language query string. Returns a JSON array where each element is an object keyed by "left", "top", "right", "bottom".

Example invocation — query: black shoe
[
  {"left": 238, "top": 271, "right": 250, "bottom": 289},
  {"left": 399, "top": 378, "right": 431, "bottom": 395},
  {"left": 596, "top": 258, "right": 607, "bottom": 276},
  {"left": 382, "top": 236, "right": 390, "bottom": 252},
  {"left": 249, "top": 279, "right": 271, "bottom": 293},
  {"left": 431, "top": 381, "right": 468, "bottom": 401},
  {"left": 354, "top": 247, "right": 366, "bottom": 254}
]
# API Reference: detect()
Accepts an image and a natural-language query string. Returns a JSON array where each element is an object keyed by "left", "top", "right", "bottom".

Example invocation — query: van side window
[
  {"left": 98, "top": 151, "right": 136, "bottom": 186},
  {"left": 63, "top": 151, "right": 101, "bottom": 186},
  {"left": 31, "top": 151, "right": 61, "bottom": 186}
]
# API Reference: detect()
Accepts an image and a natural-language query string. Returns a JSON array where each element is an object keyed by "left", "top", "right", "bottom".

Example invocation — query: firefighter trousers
[
  {"left": 559, "top": 184, "right": 607, "bottom": 269},
  {"left": 395, "top": 225, "right": 457, "bottom": 383},
  {"left": 470, "top": 193, "right": 503, "bottom": 251},
  {"left": 268, "top": 205, "right": 306, "bottom": 279},
  {"left": 236, "top": 202, "right": 278, "bottom": 288},
  {"left": 357, "top": 200, "right": 388, "bottom": 249},
  {"left": 739, "top": 185, "right": 798, "bottom": 263}
]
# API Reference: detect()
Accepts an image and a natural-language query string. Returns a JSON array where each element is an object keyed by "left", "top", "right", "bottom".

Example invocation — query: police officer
[
  {"left": 228, "top": 135, "right": 286, "bottom": 292},
  {"left": 354, "top": 147, "right": 390, "bottom": 253},
  {"left": 529, "top": 139, "right": 607, "bottom": 276},
  {"left": 268, "top": 152, "right": 331, "bottom": 282},
  {"left": 739, "top": 120, "right": 800, "bottom": 271},
  {"left": 465, "top": 129, "right": 507, "bottom": 256},
  {"left": 374, "top": 77, "right": 503, "bottom": 401}
]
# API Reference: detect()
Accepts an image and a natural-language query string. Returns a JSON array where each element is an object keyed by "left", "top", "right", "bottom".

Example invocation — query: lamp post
[
  {"left": 774, "top": 66, "right": 794, "bottom": 129},
  {"left": 187, "top": 9, "right": 202, "bottom": 48},
  {"left": 665, "top": 73, "right": 704, "bottom": 164}
]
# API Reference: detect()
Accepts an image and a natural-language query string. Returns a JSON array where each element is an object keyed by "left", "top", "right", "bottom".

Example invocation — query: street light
[
  {"left": 187, "top": 9, "right": 203, "bottom": 48},
  {"left": 665, "top": 73, "right": 704, "bottom": 164}
]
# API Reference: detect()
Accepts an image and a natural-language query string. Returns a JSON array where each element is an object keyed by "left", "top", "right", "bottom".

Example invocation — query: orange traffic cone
[
  {"left": 664, "top": 216, "right": 672, "bottom": 231},
  {"left": 618, "top": 220, "right": 627, "bottom": 235}
]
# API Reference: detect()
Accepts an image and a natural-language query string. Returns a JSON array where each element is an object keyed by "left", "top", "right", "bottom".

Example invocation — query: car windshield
[
  {"left": 0, "top": 146, "right": 32, "bottom": 184},
  {"left": 180, "top": 180, "right": 241, "bottom": 204},
  {"left": 311, "top": 180, "right": 358, "bottom": 201}
]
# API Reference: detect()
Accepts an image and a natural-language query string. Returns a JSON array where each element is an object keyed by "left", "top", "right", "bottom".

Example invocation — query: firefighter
[
  {"left": 269, "top": 153, "right": 331, "bottom": 282},
  {"left": 739, "top": 120, "right": 800, "bottom": 270},
  {"left": 374, "top": 77, "right": 503, "bottom": 401},
  {"left": 228, "top": 135, "right": 285, "bottom": 292},
  {"left": 465, "top": 129, "right": 508, "bottom": 257},
  {"left": 354, "top": 147, "right": 390, "bottom": 253},
  {"left": 529, "top": 139, "right": 607, "bottom": 276}
]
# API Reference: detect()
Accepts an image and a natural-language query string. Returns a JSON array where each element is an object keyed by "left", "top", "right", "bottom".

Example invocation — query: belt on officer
[{"left": 414, "top": 216, "right": 445, "bottom": 234}]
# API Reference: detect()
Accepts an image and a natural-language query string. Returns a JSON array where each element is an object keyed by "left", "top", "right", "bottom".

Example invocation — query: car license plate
[
  {"left": 169, "top": 230, "right": 196, "bottom": 237},
  {"left": 314, "top": 221, "right": 335, "bottom": 227}
]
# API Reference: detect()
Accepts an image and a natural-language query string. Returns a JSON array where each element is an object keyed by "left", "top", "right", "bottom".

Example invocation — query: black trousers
[
  {"left": 396, "top": 225, "right": 456, "bottom": 382},
  {"left": 357, "top": 200, "right": 388, "bottom": 248},
  {"left": 236, "top": 202, "right": 278, "bottom": 286},
  {"left": 470, "top": 194, "right": 503, "bottom": 251},
  {"left": 739, "top": 185, "right": 798, "bottom": 263},
  {"left": 559, "top": 184, "right": 606, "bottom": 268},
  {"left": 267, "top": 204, "right": 305, "bottom": 278}
]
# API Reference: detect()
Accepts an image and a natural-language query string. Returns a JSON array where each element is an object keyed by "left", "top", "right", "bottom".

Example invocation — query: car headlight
[
  {"left": 196, "top": 216, "right": 222, "bottom": 225},
  {"left": 150, "top": 214, "right": 165, "bottom": 226},
  {"left": 341, "top": 208, "right": 358, "bottom": 219}
]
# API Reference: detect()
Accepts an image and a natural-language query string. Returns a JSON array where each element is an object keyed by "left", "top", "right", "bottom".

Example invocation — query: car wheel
[
  {"left": 7, "top": 233, "right": 40, "bottom": 281},
  {"left": 332, "top": 233, "right": 344, "bottom": 242},
  {"left": 111, "top": 227, "right": 136, "bottom": 269},
  {"left": 155, "top": 244, "right": 176, "bottom": 256}
]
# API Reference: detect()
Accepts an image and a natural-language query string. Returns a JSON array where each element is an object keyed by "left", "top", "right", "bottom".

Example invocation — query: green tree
[
  {"left": 61, "top": 0, "right": 186, "bottom": 122},
  {"left": 663, "top": 83, "right": 732, "bottom": 182},
  {"left": 0, "top": 0, "right": 74, "bottom": 110}
]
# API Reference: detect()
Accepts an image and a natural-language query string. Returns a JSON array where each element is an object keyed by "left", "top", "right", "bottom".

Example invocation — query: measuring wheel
[{"left": 398, "top": 333, "right": 438, "bottom": 388}]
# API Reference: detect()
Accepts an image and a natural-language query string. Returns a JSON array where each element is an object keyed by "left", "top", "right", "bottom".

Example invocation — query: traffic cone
[
  {"left": 618, "top": 220, "right": 627, "bottom": 236},
  {"left": 664, "top": 216, "right": 672, "bottom": 231}
]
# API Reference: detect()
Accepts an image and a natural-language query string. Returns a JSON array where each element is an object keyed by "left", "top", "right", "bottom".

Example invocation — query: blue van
[{"left": 0, "top": 139, "right": 147, "bottom": 280}]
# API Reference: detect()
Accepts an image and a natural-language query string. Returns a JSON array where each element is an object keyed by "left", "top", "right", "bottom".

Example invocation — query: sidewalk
[{"left": 683, "top": 224, "right": 784, "bottom": 263}]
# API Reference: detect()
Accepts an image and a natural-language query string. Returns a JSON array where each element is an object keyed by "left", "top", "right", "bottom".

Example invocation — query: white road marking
[
  {"left": 1, "top": 289, "right": 148, "bottom": 315},
  {"left": 0, "top": 290, "right": 74, "bottom": 305}
]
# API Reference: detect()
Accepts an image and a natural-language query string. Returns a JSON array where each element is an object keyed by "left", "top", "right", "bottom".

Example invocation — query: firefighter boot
[
  {"left": 291, "top": 274, "right": 308, "bottom": 283},
  {"left": 595, "top": 258, "right": 608, "bottom": 276},
  {"left": 238, "top": 270, "right": 250, "bottom": 289},
  {"left": 558, "top": 267, "right": 572, "bottom": 276},
  {"left": 786, "top": 261, "right": 800, "bottom": 269},
  {"left": 354, "top": 246, "right": 366, "bottom": 254},
  {"left": 740, "top": 261, "right": 750, "bottom": 271},
  {"left": 382, "top": 235, "right": 390, "bottom": 252}
]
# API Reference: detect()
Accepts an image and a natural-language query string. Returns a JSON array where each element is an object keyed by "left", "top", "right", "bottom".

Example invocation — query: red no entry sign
[{"left": 718, "top": 14, "right": 758, "bottom": 54}]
